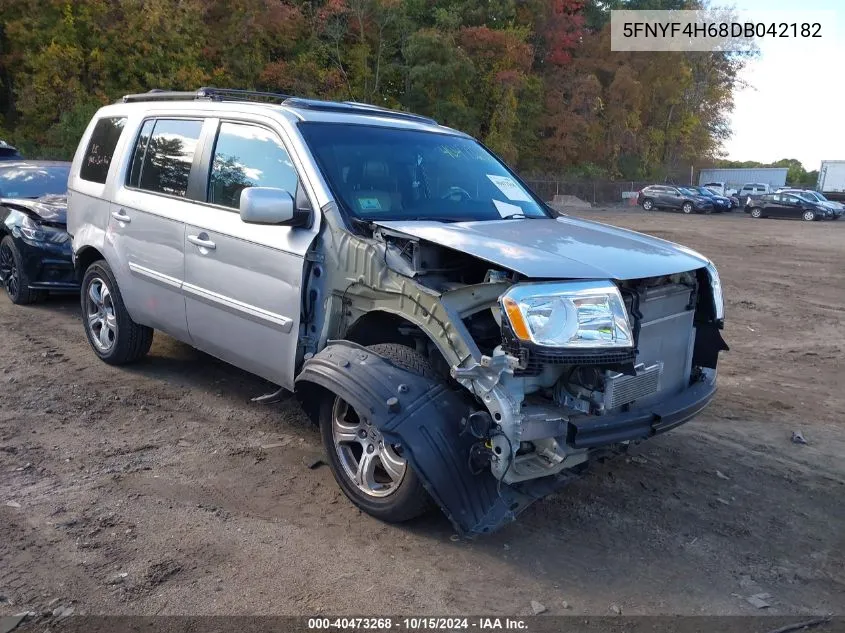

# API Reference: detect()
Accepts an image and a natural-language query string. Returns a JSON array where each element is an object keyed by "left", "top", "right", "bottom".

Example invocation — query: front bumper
[
  {"left": 17, "top": 235, "right": 78, "bottom": 291},
  {"left": 568, "top": 378, "right": 716, "bottom": 448}
]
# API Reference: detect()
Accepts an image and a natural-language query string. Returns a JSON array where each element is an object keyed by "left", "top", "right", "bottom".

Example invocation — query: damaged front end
[
  {"left": 296, "top": 215, "right": 728, "bottom": 534},
  {"left": 453, "top": 268, "right": 728, "bottom": 485}
]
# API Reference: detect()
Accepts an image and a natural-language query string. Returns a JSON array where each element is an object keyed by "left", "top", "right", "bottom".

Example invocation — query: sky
[{"left": 722, "top": 0, "right": 845, "bottom": 170}]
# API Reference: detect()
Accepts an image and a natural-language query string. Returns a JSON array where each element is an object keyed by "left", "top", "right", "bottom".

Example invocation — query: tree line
[{"left": 0, "top": 0, "right": 749, "bottom": 180}]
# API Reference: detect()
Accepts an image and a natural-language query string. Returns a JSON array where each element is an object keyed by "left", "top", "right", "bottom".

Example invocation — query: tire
[
  {"left": 81, "top": 260, "right": 153, "bottom": 365},
  {"left": 802, "top": 210, "right": 816, "bottom": 222},
  {"left": 319, "top": 343, "right": 436, "bottom": 523},
  {"left": 750, "top": 208, "right": 763, "bottom": 219},
  {"left": 0, "top": 235, "right": 45, "bottom": 305},
  {"left": 641, "top": 199, "right": 654, "bottom": 211},
  {"left": 682, "top": 202, "right": 693, "bottom": 214}
]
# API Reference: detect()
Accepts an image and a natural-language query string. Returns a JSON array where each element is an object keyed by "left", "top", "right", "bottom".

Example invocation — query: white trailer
[{"left": 818, "top": 161, "right": 845, "bottom": 201}]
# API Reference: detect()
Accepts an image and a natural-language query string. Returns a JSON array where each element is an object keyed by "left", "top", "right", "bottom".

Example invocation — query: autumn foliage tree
[{"left": 0, "top": 0, "right": 746, "bottom": 179}]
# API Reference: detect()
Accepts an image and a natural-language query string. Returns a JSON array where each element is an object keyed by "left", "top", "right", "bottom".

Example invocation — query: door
[
  {"left": 664, "top": 187, "right": 684, "bottom": 210},
  {"left": 765, "top": 194, "right": 788, "bottom": 217},
  {"left": 782, "top": 194, "right": 808, "bottom": 219},
  {"left": 108, "top": 118, "right": 205, "bottom": 341},
  {"left": 182, "top": 121, "right": 316, "bottom": 388}
]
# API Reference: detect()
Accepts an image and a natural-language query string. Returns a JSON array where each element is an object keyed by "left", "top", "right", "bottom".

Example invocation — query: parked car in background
[
  {"left": 638, "top": 185, "right": 715, "bottom": 214},
  {"left": 691, "top": 186, "right": 733, "bottom": 212},
  {"left": 745, "top": 192, "right": 833, "bottom": 221},
  {"left": 776, "top": 188, "right": 843, "bottom": 219},
  {"left": 66, "top": 88, "right": 728, "bottom": 535},
  {"left": 739, "top": 183, "right": 771, "bottom": 207},
  {"left": 702, "top": 181, "right": 738, "bottom": 197},
  {"left": 0, "top": 140, "right": 23, "bottom": 161},
  {"left": 0, "top": 161, "right": 76, "bottom": 304}
]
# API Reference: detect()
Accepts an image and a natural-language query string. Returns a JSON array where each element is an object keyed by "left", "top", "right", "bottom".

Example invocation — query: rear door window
[
  {"left": 80, "top": 117, "right": 127, "bottom": 184},
  {"left": 131, "top": 119, "right": 203, "bottom": 198}
]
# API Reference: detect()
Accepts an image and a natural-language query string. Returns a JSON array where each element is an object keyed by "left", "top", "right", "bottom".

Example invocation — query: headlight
[
  {"left": 706, "top": 262, "right": 724, "bottom": 321},
  {"left": 501, "top": 281, "right": 633, "bottom": 348},
  {"left": 19, "top": 215, "right": 68, "bottom": 244}
]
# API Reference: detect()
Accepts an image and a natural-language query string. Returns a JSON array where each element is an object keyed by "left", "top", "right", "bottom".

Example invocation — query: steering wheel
[{"left": 441, "top": 186, "right": 472, "bottom": 202}]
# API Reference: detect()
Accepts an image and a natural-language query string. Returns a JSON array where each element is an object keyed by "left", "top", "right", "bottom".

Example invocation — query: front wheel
[
  {"left": 641, "top": 199, "right": 654, "bottom": 211},
  {"left": 81, "top": 260, "right": 154, "bottom": 365},
  {"left": 802, "top": 210, "right": 816, "bottom": 222},
  {"left": 0, "top": 236, "right": 44, "bottom": 305},
  {"left": 319, "top": 344, "right": 435, "bottom": 523},
  {"left": 750, "top": 208, "right": 763, "bottom": 219},
  {"left": 682, "top": 202, "right": 693, "bottom": 214}
]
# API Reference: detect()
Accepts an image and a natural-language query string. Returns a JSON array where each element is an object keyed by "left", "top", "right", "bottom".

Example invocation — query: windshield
[
  {"left": 695, "top": 187, "right": 716, "bottom": 197},
  {"left": 299, "top": 123, "right": 549, "bottom": 222},
  {"left": 680, "top": 188, "right": 699, "bottom": 196},
  {"left": 800, "top": 191, "right": 821, "bottom": 201},
  {"left": 0, "top": 164, "right": 69, "bottom": 198}
]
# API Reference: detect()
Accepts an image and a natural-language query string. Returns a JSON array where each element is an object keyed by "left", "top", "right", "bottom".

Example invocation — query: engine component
[
  {"left": 604, "top": 362, "right": 663, "bottom": 410},
  {"left": 460, "top": 410, "right": 494, "bottom": 439}
]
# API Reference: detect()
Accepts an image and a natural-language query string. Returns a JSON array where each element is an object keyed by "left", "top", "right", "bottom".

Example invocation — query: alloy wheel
[
  {"left": 331, "top": 397, "right": 407, "bottom": 498},
  {"left": 0, "top": 242, "right": 18, "bottom": 298},
  {"left": 85, "top": 277, "right": 118, "bottom": 352}
]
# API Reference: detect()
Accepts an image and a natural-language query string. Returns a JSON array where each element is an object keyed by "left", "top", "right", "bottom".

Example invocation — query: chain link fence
[{"left": 521, "top": 178, "right": 665, "bottom": 206}]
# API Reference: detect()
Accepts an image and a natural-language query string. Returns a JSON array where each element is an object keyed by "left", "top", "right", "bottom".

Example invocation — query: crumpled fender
[{"left": 295, "top": 341, "right": 577, "bottom": 535}]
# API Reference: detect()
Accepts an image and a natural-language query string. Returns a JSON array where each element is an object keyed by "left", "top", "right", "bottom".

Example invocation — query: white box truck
[{"left": 818, "top": 160, "right": 845, "bottom": 202}]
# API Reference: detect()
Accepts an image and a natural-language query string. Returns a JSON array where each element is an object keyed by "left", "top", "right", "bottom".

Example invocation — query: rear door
[
  {"left": 766, "top": 194, "right": 787, "bottom": 217},
  {"left": 181, "top": 119, "right": 317, "bottom": 388},
  {"left": 108, "top": 118, "right": 205, "bottom": 342}
]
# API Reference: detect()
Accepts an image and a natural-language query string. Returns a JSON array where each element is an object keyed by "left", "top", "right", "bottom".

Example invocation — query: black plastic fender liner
[{"left": 295, "top": 341, "right": 577, "bottom": 535}]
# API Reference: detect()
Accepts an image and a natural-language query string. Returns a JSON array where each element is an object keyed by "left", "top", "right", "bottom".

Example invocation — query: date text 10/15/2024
[{"left": 307, "top": 618, "right": 529, "bottom": 631}]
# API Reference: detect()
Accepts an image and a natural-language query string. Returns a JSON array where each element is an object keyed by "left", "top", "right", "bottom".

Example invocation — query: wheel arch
[{"left": 74, "top": 245, "right": 106, "bottom": 281}]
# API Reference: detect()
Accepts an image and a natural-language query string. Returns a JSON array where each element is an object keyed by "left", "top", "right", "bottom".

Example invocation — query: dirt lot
[{"left": 1, "top": 209, "right": 844, "bottom": 618}]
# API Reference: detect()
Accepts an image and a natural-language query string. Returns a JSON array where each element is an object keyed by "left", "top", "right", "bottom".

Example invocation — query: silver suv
[{"left": 68, "top": 88, "right": 728, "bottom": 535}]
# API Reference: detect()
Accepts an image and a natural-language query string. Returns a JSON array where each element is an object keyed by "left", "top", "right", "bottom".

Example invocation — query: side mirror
[{"left": 239, "top": 187, "right": 300, "bottom": 225}]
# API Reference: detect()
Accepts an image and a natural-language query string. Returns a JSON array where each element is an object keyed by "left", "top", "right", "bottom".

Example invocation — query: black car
[
  {"left": 0, "top": 140, "right": 23, "bottom": 161},
  {"left": 637, "top": 185, "right": 714, "bottom": 214},
  {"left": 745, "top": 192, "right": 833, "bottom": 222},
  {"left": 0, "top": 161, "right": 76, "bottom": 304}
]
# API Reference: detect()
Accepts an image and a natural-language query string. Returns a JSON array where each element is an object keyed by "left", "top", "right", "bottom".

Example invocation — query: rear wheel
[
  {"left": 682, "top": 202, "right": 693, "bottom": 214},
  {"left": 802, "top": 210, "right": 816, "bottom": 222},
  {"left": 81, "top": 260, "right": 154, "bottom": 365},
  {"left": 0, "top": 236, "right": 44, "bottom": 305},
  {"left": 319, "top": 343, "right": 435, "bottom": 523},
  {"left": 750, "top": 208, "right": 763, "bottom": 219}
]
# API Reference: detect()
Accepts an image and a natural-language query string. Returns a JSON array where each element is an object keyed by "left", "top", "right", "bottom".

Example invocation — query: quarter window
[
  {"left": 208, "top": 122, "right": 297, "bottom": 209},
  {"left": 126, "top": 120, "right": 155, "bottom": 189},
  {"left": 80, "top": 117, "right": 127, "bottom": 184},
  {"left": 130, "top": 119, "right": 203, "bottom": 198}
]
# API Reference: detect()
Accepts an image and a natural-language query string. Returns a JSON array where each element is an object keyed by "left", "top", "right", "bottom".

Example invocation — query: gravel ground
[{"left": 1, "top": 209, "right": 843, "bottom": 618}]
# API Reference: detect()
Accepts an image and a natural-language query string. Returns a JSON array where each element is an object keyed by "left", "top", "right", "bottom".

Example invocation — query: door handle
[
  {"left": 111, "top": 209, "right": 131, "bottom": 224},
  {"left": 187, "top": 234, "right": 216, "bottom": 251}
]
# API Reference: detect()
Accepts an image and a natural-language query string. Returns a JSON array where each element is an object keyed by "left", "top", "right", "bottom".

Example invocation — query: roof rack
[
  {"left": 283, "top": 98, "right": 437, "bottom": 125},
  {"left": 122, "top": 87, "right": 293, "bottom": 104},
  {"left": 119, "top": 88, "right": 438, "bottom": 125}
]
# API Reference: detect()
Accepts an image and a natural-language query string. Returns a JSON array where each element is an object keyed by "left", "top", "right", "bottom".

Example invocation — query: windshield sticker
[
  {"left": 487, "top": 175, "right": 532, "bottom": 202},
  {"left": 357, "top": 197, "right": 382, "bottom": 211},
  {"left": 493, "top": 200, "right": 522, "bottom": 218}
]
